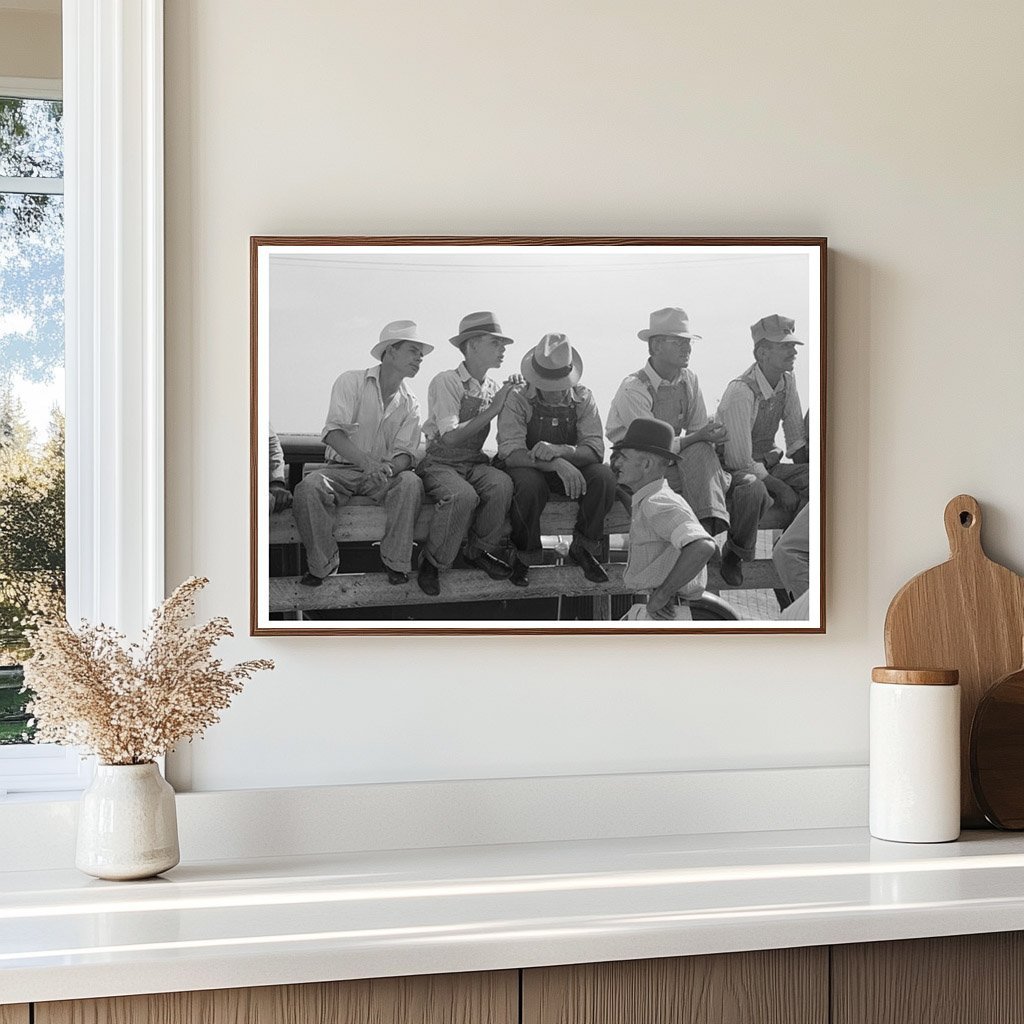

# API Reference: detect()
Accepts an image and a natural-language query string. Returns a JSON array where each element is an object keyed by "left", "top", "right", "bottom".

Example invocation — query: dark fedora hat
[{"left": 611, "top": 417, "right": 680, "bottom": 461}]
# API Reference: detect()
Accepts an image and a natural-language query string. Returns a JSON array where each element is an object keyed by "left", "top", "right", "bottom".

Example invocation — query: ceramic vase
[{"left": 75, "top": 762, "right": 180, "bottom": 880}]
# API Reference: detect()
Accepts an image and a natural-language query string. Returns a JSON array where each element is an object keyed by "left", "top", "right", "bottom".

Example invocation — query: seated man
[
  {"left": 292, "top": 320, "right": 429, "bottom": 587},
  {"left": 496, "top": 333, "right": 617, "bottom": 587},
  {"left": 417, "top": 311, "right": 520, "bottom": 597},
  {"left": 717, "top": 313, "right": 811, "bottom": 539},
  {"left": 773, "top": 503, "right": 810, "bottom": 605},
  {"left": 268, "top": 426, "right": 292, "bottom": 514},
  {"left": 607, "top": 306, "right": 768, "bottom": 588},
  {"left": 612, "top": 417, "right": 718, "bottom": 621}
]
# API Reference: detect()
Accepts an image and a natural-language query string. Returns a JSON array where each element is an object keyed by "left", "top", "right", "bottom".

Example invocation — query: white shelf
[{"left": 4, "top": 826, "right": 1024, "bottom": 1004}]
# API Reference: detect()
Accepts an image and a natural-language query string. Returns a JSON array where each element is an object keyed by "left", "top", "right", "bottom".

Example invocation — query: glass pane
[
  {"left": 0, "top": 97, "right": 63, "bottom": 179},
  {"left": 0, "top": 188, "right": 65, "bottom": 745}
]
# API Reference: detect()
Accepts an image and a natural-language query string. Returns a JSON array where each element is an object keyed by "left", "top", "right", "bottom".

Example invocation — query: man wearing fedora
[
  {"left": 416, "top": 311, "right": 522, "bottom": 597},
  {"left": 612, "top": 417, "right": 718, "bottom": 620},
  {"left": 496, "top": 333, "right": 617, "bottom": 587},
  {"left": 607, "top": 307, "right": 769, "bottom": 588},
  {"left": 292, "top": 320, "right": 430, "bottom": 587},
  {"left": 716, "top": 313, "right": 810, "bottom": 583}
]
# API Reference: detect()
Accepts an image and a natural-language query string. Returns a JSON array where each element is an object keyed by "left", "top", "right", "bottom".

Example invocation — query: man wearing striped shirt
[{"left": 716, "top": 313, "right": 810, "bottom": 584}]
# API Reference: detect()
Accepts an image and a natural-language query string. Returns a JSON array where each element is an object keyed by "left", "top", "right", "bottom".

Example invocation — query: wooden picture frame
[{"left": 251, "top": 236, "right": 826, "bottom": 635}]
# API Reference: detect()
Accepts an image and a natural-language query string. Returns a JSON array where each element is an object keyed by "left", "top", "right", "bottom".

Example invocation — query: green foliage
[{"left": 0, "top": 390, "right": 65, "bottom": 667}]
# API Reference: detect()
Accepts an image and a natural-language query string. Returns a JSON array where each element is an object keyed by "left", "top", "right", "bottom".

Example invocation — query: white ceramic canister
[{"left": 870, "top": 667, "right": 961, "bottom": 843}]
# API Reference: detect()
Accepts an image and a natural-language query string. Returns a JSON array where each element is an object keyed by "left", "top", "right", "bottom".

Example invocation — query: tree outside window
[{"left": 0, "top": 94, "right": 65, "bottom": 744}]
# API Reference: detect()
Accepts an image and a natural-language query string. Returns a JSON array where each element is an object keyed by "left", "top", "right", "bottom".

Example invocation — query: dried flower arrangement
[{"left": 23, "top": 577, "right": 273, "bottom": 765}]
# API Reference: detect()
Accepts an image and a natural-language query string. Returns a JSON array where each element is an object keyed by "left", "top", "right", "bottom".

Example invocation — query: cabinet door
[
  {"left": 523, "top": 948, "right": 828, "bottom": 1024},
  {"left": 0, "top": 1007, "right": 29, "bottom": 1024},
  {"left": 832, "top": 932, "right": 1024, "bottom": 1024},
  {"left": 36, "top": 970, "right": 517, "bottom": 1024}
]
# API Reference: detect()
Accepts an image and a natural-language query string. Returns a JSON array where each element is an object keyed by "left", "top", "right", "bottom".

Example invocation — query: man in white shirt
[
  {"left": 416, "top": 311, "right": 522, "bottom": 596},
  {"left": 292, "top": 320, "right": 430, "bottom": 587},
  {"left": 268, "top": 426, "right": 292, "bottom": 514},
  {"left": 607, "top": 307, "right": 770, "bottom": 589},
  {"left": 716, "top": 313, "right": 810, "bottom": 583},
  {"left": 612, "top": 416, "right": 717, "bottom": 621}
]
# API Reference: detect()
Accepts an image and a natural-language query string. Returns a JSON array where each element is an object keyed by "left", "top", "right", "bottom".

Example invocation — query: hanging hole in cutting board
[{"left": 960, "top": 511, "right": 973, "bottom": 527}]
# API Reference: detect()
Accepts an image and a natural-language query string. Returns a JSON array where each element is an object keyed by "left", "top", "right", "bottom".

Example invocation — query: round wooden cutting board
[
  {"left": 970, "top": 656, "right": 1024, "bottom": 829},
  {"left": 884, "top": 494, "right": 1024, "bottom": 827}
]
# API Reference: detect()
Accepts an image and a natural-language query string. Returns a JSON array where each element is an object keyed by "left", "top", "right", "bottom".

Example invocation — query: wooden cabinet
[
  {"left": 522, "top": 948, "right": 828, "bottom": 1024},
  {"left": 35, "top": 971, "right": 518, "bottom": 1024},
  {"left": 832, "top": 932, "right": 1024, "bottom": 1024},
  {"left": 18, "top": 933, "right": 1024, "bottom": 1024}
]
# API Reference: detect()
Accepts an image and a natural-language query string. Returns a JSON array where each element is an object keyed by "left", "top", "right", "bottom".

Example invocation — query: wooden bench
[
  {"left": 268, "top": 499, "right": 788, "bottom": 617},
  {"left": 269, "top": 437, "right": 789, "bottom": 618}
]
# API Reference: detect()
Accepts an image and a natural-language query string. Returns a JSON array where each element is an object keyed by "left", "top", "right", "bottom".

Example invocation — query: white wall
[
  {"left": 0, "top": 8, "right": 60, "bottom": 80},
  {"left": 164, "top": 0, "right": 1024, "bottom": 791}
]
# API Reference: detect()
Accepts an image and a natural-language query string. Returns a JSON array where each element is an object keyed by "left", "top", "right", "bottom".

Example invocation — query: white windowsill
[{"left": 3, "top": 824, "right": 1024, "bottom": 1005}]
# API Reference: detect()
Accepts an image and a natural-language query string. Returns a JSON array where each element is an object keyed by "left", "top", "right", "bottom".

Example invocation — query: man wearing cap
[
  {"left": 607, "top": 307, "right": 769, "bottom": 588},
  {"left": 416, "top": 311, "right": 522, "bottom": 597},
  {"left": 292, "top": 320, "right": 429, "bottom": 587},
  {"left": 612, "top": 417, "right": 718, "bottom": 620},
  {"left": 496, "top": 333, "right": 617, "bottom": 587},
  {"left": 717, "top": 313, "right": 810, "bottom": 570}
]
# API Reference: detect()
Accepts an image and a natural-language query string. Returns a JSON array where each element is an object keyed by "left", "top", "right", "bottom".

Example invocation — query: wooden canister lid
[{"left": 871, "top": 667, "right": 960, "bottom": 686}]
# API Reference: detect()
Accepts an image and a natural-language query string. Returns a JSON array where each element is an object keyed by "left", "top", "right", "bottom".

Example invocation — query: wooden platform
[
  {"left": 267, "top": 479, "right": 790, "bottom": 619},
  {"left": 269, "top": 500, "right": 631, "bottom": 547}
]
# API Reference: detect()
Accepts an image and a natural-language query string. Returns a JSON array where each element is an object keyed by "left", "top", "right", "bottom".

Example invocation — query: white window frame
[{"left": 0, "top": 0, "right": 164, "bottom": 799}]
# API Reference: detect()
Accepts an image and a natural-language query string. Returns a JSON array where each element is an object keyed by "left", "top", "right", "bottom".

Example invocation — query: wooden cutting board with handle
[{"left": 884, "top": 494, "right": 1024, "bottom": 827}]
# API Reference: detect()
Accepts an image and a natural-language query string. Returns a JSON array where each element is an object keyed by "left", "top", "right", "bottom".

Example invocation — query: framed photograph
[{"left": 251, "top": 236, "right": 826, "bottom": 635}]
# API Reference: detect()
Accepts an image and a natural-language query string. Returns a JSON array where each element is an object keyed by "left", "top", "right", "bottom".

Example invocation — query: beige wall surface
[
  {"left": 164, "top": 0, "right": 1024, "bottom": 791},
  {"left": 0, "top": 10, "right": 60, "bottom": 80}
]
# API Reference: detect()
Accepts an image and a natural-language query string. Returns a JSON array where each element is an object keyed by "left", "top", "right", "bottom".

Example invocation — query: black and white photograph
[{"left": 251, "top": 237, "right": 825, "bottom": 635}]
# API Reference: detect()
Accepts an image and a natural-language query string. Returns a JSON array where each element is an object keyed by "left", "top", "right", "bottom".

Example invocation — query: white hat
[
  {"left": 370, "top": 320, "right": 434, "bottom": 361},
  {"left": 521, "top": 333, "right": 583, "bottom": 389},
  {"left": 638, "top": 307, "right": 702, "bottom": 342}
]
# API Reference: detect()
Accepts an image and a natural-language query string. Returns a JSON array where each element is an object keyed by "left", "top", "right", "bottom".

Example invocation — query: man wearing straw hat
[
  {"left": 293, "top": 319, "right": 430, "bottom": 587},
  {"left": 716, "top": 312, "right": 810, "bottom": 583},
  {"left": 416, "top": 311, "right": 522, "bottom": 597},
  {"left": 607, "top": 307, "right": 769, "bottom": 588},
  {"left": 496, "top": 333, "right": 617, "bottom": 587}
]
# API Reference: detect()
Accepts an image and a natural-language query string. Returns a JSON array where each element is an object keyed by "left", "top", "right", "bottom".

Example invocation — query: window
[
  {"left": 0, "top": 78, "right": 85, "bottom": 798},
  {"left": 0, "top": 5, "right": 166, "bottom": 799}
]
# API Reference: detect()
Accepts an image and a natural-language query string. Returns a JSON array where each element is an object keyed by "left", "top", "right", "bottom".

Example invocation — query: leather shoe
[
  {"left": 464, "top": 551, "right": 512, "bottom": 580},
  {"left": 719, "top": 550, "right": 744, "bottom": 587},
  {"left": 385, "top": 567, "right": 409, "bottom": 585},
  {"left": 300, "top": 572, "right": 325, "bottom": 588},
  {"left": 417, "top": 559, "right": 440, "bottom": 596},
  {"left": 568, "top": 543, "right": 609, "bottom": 583},
  {"left": 510, "top": 558, "right": 530, "bottom": 587}
]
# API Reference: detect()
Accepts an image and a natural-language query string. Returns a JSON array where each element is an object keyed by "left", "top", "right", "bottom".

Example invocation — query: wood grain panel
[
  {"left": 833, "top": 933, "right": 1024, "bottom": 1024},
  {"left": 522, "top": 949, "right": 828, "bottom": 1024},
  {"left": 883, "top": 494, "right": 1024, "bottom": 826},
  {"left": 36, "top": 970, "right": 517, "bottom": 1024},
  {"left": 0, "top": 1006, "right": 29, "bottom": 1024}
]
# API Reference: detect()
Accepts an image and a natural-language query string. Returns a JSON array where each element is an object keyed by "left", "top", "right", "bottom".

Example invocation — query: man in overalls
[
  {"left": 417, "top": 311, "right": 521, "bottom": 597},
  {"left": 717, "top": 313, "right": 810, "bottom": 583},
  {"left": 496, "top": 333, "right": 617, "bottom": 587},
  {"left": 607, "top": 307, "right": 769, "bottom": 588}
]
